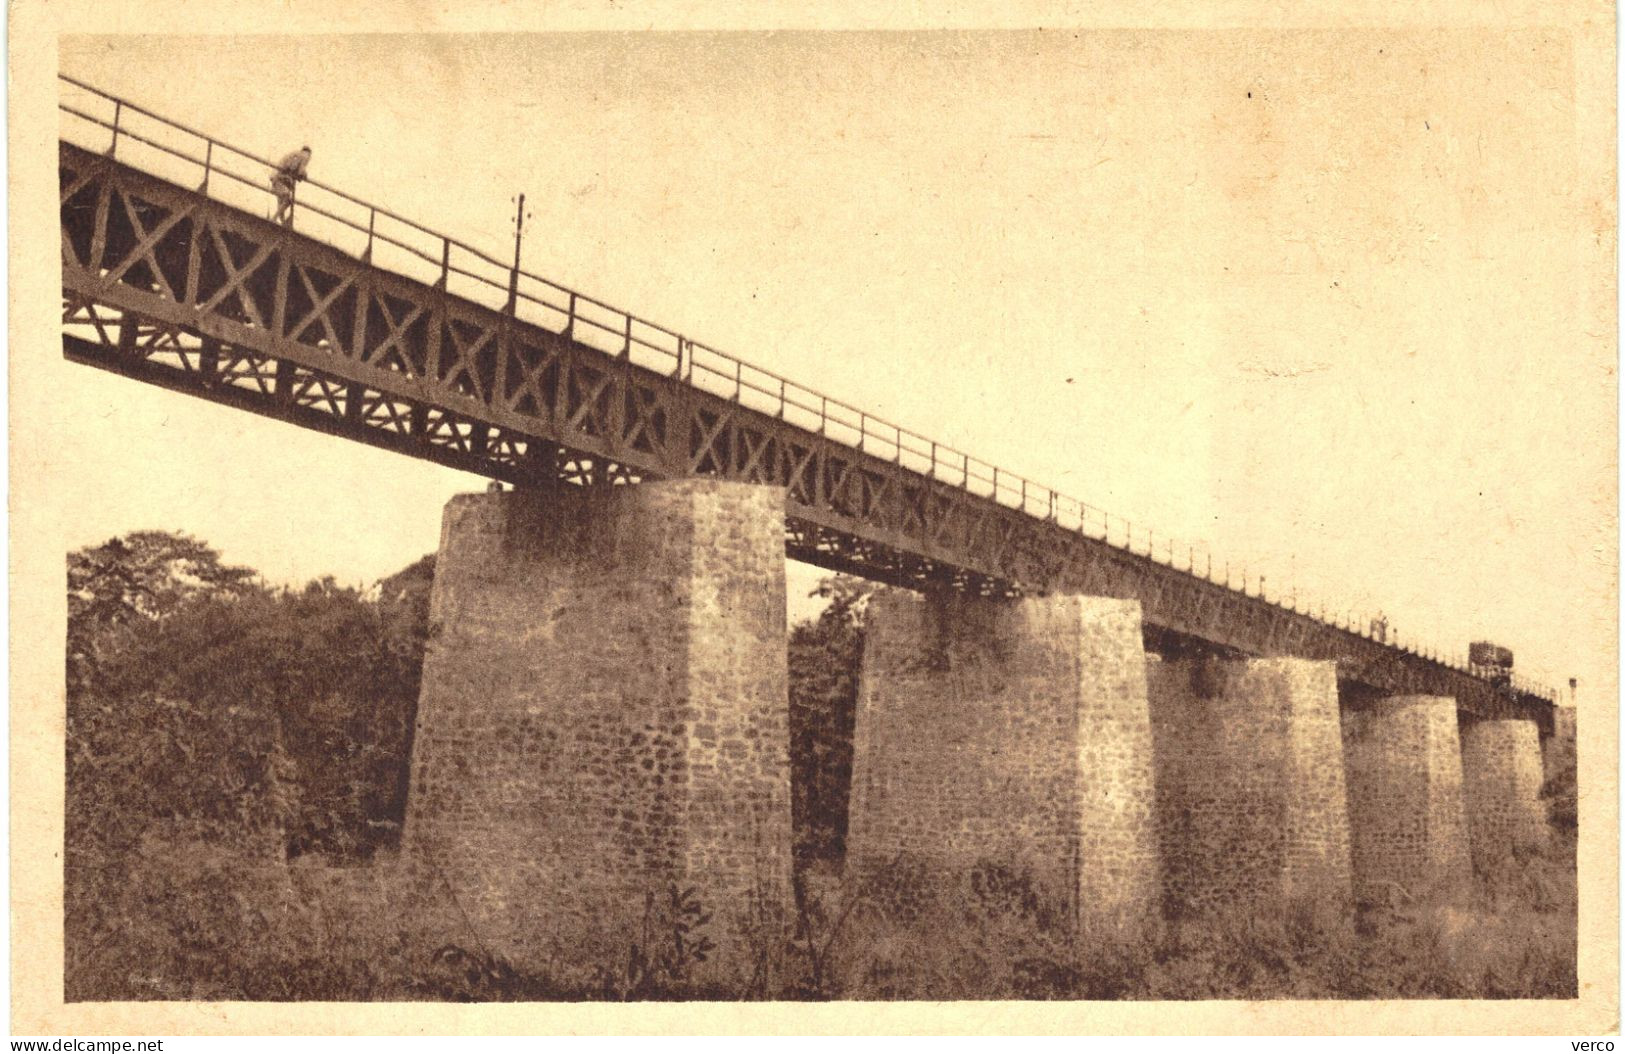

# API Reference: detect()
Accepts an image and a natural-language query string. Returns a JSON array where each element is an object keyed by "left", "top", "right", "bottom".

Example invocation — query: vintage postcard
[{"left": 10, "top": 0, "right": 1619, "bottom": 1036}]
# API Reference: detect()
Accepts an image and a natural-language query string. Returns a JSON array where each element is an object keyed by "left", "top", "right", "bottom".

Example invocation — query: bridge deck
[{"left": 55, "top": 86, "right": 1555, "bottom": 730}]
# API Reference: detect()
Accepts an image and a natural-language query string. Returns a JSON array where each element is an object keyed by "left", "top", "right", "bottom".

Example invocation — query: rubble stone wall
[
  {"left": 400, "top": 481, "right": 793, "bottom": 981},
  {"left": 1461, "top": 718, "right": 1549, "bottom": 869},
  {"left": 846, "top": 593, "right": 1159, "bottom": 939},
  {"left": 1340, "top": 695, "right": 1472, "bottom": 903},
  {"left": 1145, "top": 658, "right": 1352, "bottom": 916}
]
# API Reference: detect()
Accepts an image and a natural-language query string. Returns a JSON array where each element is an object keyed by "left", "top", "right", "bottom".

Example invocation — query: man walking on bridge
[{"left": 270, "top": 145, "right": 312, "bottom": 226}]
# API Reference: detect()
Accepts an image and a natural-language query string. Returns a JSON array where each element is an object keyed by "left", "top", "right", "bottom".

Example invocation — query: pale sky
[{"left": 52, "top": 30, "right": 1614, "bottom": 696}]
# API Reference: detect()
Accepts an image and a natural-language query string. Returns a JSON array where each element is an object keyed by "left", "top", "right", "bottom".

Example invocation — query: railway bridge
[{"left": 59, "top": 76, "right": 1568, "bottom": 977}]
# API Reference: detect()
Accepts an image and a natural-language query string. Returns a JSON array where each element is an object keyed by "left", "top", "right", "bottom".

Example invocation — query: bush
[
  {"left": 788, "top": 576, "right": 877, "bottom": 876},
  {"left": 804, "top": 848, "right": 1576, "bottom": 1001}
]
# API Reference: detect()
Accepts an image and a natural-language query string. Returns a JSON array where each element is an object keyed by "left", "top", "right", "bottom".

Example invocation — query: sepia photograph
[{"left": 11, "top": 0, "right": 1619, "bottom": 1036}]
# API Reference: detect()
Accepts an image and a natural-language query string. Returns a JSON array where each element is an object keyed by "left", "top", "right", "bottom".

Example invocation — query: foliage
[
  {"left": 786, "top": 871, "right": 869, "bottom": 998},
  {"left": 66, "top": 532, "right": 435, "bottom": 998},
  {"left": 76, "top": 571, "right": 425, "bottom": 861},
  {"left": 413, "top": 944, "right": 556, "bottom": 1002},
  {"left": 805, "top": 850, "right": 1577, "bottom": 1001},
  {"left": 318, "top": 881, "right": 732, "bottom": 1003},
  {"left": 64, "top": 833, "right": 1579, "bottom": 1001},
  {"left": 589, "top": 883, "right": 721, "bottom": 1000},
  {"left": 67, "top": 530, "right": 258, "bottom": 695},
  {"left": 1542, "top": 746, "right": 1578, "bottom": 835},
  {"left": 787, "top": 574, "right": 879, "bottom": 876}
]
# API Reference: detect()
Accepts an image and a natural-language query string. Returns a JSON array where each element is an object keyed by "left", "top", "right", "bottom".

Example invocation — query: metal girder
[{"left": 57, "top": 141, "right": 1554, "bottom": 733}]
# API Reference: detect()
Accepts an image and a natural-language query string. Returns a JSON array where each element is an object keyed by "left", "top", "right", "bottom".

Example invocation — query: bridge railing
[{"left": 55, "top": 75, "right": 1557, "bottom": 706}]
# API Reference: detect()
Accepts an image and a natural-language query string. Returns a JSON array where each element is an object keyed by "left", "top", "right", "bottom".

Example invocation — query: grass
[
  {"left": 66, "top": 828, "right": 1575, "bottom": 1001},
  {"left": 801, "top": 836, "right": 1576, "bottom": 1000}
]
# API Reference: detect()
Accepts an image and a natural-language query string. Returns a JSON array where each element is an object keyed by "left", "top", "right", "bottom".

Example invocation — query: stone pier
[
  {"left": 1146, "top": 658, "right": 1352, "bottom": 917},
  {"left": 845, "top": 593, "right": 1159, "bottom": 941},
  {"left": 1340, "top": 696, "right": 1472, "bottom": 904},
  {"left": 402, "top": 481, "right": 793, "bottom": 982},
  {"left": 1543, "top": 707, "right": 1577, "bottom": 789},
  {"left": 1460, "top": 718, "right": 1549, "bottom": 869}
]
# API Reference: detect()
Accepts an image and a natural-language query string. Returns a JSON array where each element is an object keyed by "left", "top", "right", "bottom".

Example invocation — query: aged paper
[{"left": 11, "top": 0, "right": 1619, "bottom": 1035}]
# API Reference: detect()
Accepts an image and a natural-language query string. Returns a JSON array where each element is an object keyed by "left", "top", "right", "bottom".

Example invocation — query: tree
[
  {"left": 67, "top": 533, "right": 431, "bottom": 865},
  {"left": 65, "top": 535, "right": 432, "bottom": 997},
  {"left": 788, "top": 574, "right": 880, "bottom": 874},
  {"left": 88, "top": 576, "right": 426, "bottom": 860},
  {"left": 68, "top": 531, "right": 258, "bottom": 695}
]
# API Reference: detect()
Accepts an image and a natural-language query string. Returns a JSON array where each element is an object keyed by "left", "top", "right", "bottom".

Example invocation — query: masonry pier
[
  {"left": 1544, "top": 707, "right": 1577, "bottom": 791},
  {"left": 1145, "top": 658, "right": 1352, "bottom": 917},
  {"left": 1460, "top": 719, "right": 1549, "bottom": 870},
  {"left": 402, "top": 481, "right": 794, "bottom": 981},
  {"left": 1339, "top": 695, "right": 1473, "bottom": 904},
  {"left": 845, "top": 593, "right": 1160, "bottom": 941}
]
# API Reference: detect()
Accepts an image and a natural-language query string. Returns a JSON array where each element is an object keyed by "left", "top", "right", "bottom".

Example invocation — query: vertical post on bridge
[{"left": 505, "top": 193, "right": 529, "bottom": 316}]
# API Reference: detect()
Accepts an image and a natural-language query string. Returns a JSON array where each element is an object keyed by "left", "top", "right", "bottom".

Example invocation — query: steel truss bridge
[{"left": 57, "top": 75, "right": 1556, "bottom": 731}]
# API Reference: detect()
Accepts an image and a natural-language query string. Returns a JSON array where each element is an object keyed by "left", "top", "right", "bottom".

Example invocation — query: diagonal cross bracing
[{"left": 56, "top": 139, "right": 1556, "bottom": 732}]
